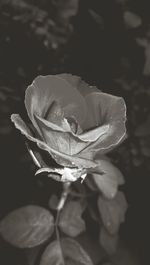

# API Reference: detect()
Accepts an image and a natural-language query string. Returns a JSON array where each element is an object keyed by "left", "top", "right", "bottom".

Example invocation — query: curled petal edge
[
  {"left": 36, "top": 114, "right": 110, "bottom": 143},
  {"left": 11, "top": 114, "right": 98, "bottom": 169},
  {"left": 78, "top": 96, "right": 127, "bottom": 157}
]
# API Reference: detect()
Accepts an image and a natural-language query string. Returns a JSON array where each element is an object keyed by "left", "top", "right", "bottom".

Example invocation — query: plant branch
[
  {"left": 55, "top": 182, "right": 71, "bottom": 241},
  {"left": 57, "top": 182, "right": 71, "bottom": 211}
]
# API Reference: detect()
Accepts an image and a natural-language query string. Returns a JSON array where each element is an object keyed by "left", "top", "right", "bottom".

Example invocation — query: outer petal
[
  {"left": 56, "top": 75, "right": 111, "bottom": 142},
  {"left": 76, "top": 124, "right": 110, "bottom": 142},
  {"left": 80, "top": 92, "right": 126, "bottom": 155},
  {"left": 11, "top": 114, "right": 97, "bottom": 169},
  {"left": 25, "top": 75, "right": 87, "bottom": 135},
  {"left": 43, "top": 101, "right": 71, "bottom": 131},
  {"left": 57, "top": 73, "right": 100, "bottom": 97}
]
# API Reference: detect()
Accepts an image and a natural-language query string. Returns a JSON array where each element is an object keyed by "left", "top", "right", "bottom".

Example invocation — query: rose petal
[
  {"left": 44, "top": 101, "right": 71, "bottom": 131},
  {"left": 36, "top": 111, "right": 109, "bottom": 143},
  {"left": 57, "top": 74, "right": 101, "bottom": 129},
  {"left": 57, "top": 73, "right": 99, "bottom": 96},
  {"left": 11, "top": 114, "right": 97, "bottom": 169},
  {"left": 11, "top": 114, "right": 41, "bottom": 143},
  {"left": 81, "top": 92, "right": 126, "bottom": 155},
  {"left": 35, "top": 114, "right": 91, "bottom": 155},
  {"left": 78, "top": 124, "right": 110, "bottom": 142},
  {"left": 35, "top": 114, "right": 70, "bottom": 133},
  {"left": 25, "top": 75, "right": 87, "bottom": 134}
]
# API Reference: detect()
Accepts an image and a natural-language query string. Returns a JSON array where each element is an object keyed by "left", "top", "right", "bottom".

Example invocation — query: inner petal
[
  {"left": 34, "top": 114, "right": 90, "bottom": 156},
  {"left": 45, "top": 101, "right": 62, "bottom": 120},
  {"left": 66, "top": 116, "right": 83, "bottom": 134},
  {"left": 45, "top": 100, "right": 69, "bottom": 131}
]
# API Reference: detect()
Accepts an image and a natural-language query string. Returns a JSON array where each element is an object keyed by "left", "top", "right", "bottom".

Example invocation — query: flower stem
[
  {"left": 57, "top": 182, "right": 71, "bottom": 211},
  {"left": 55, "top": 182, "right": 71, "bottom": 241}
]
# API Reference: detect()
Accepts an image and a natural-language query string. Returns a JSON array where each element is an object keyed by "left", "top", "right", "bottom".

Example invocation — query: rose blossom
[{"left": 11, "top": 74, "right": 126, "bottom": 183}]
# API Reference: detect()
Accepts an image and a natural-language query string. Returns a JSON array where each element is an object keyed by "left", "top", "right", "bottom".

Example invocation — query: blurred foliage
[
  {"left": 0, "top": 0, "right": 149, "bottom": 264},
  {"left": 0, "top": 0, "right": 79, "bottom": 49}
]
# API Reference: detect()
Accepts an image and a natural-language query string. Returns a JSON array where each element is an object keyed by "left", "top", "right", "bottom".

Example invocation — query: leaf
[
  {"left": 102, "top": 263, "right": 112, "bottom": 265},
  {"left": 0, "top": 205, "right": 54, "bottom": 248},
  {"left": 88, "top": 203, "right": 100, "bottom": 223},
  {"left": 49, "top": 194, "right": 59, "bottom": 210},
  {"left": 140, "top": 138, "right": 150, "bottom": 157},
  {"left": 137, "top": 41, "right": 150, "bottom": 76},
  {"left": 59, "top": 201, "right": 86, "bottom": 237},
  {"left": 56, "top": 0, "right": 79, "bottom": 20},
  {"left": 143, "top": 44, "right": 150, "bottom": 76},
  {"left": 123, "top": 11, "right": 142, "bottom": 29},
  {"left": 25, "top": 245, "right": 42, "bottom": 265},
  {"left": 78, "top": 233, "right": 105, "bottom": 265},
  {"left": 98, "top": 192, "right": 128, "bottom": 235},
  {"left": 116, "top": 0, "right": 128, "bottom": 4},
  {"left": 110, "top": 246, "right": 139, "bottom": 265},
  {"left": 85, "top": 175, "right": 98, "bottom": 191},
  {"left": 100, "top": 227, "right": 119, "bottom": 255},
  {"left": 40, "top": 238, "right": 94, "bottom": 265},
  {"left": 92, "top": 160, "right": 124, "bottom": 199},
  {"left": 88, "top": 9, "right": 104, "bottom": 28}
]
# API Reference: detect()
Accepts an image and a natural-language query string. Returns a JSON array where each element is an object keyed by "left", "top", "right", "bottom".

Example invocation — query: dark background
[{"left": 0, "top": 0, "right": 149, "bottom": 264}]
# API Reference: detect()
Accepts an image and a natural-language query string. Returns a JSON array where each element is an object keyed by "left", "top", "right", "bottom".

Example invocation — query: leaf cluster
[{"left": 0, "top": 158, "right": 128, "bottom": 265}]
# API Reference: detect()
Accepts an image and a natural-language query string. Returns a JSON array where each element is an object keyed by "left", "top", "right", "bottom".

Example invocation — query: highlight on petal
[
  {"left": 81, "top": 92, "right": 126, "bottom": 155},
  {"left": 11, "top": 114, "right": 98, "bottom": 169},
  {"left": 34, "top": 114, "right": 91, "bottom": 156},
  {"left": 25, "top": 75, "right": 87, "bottom": 134}
]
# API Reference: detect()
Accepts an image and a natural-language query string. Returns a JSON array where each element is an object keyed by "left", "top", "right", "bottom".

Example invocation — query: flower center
[{"left": 66, "top": 116, "right": 83, "bottom": 134}]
